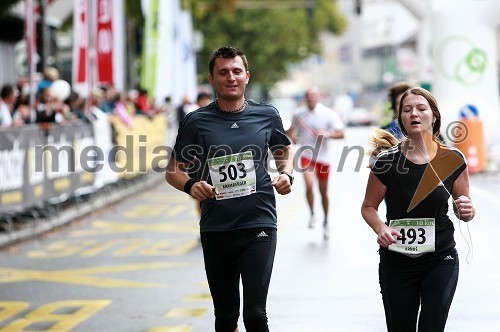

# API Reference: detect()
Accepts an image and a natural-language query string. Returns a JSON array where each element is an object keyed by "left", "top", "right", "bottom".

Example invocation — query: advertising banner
[
  {"left": 0, "top": 125, "right": 43, "bottom": 214},
  {"left": 44, "top": 124, "right": 77, "bottom": 202},
  {"left": 72, "top": 0, "right": 90, "bottom": 97},
  {"left": 96, "top": 0, "right": 114, "bottom": 85}
]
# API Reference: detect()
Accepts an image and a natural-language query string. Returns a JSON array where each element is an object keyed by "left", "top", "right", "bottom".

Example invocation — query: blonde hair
[{"left": 367, "top": 128, "right": 399, "bottom": 160}]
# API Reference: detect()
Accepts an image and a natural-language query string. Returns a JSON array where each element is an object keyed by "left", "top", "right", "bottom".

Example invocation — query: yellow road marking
[
  {"left": 0, "top": 300, "right": 110, "bottom": 331},
  {"left": 0, "top": 302, "right": 29, "bottom": 322},
  {"left": 183, "top": 293, "right": 212, "bottom": 302},
  {"left": 28, "top": 238, "right": 199, "bottom": 258},
  {"left": 141, "top": 239, "right": 200, "bottom": 256},
  {"left": 148, "top": 326, "right": 192, "bottom": 332},
  {"left": 124, "top": 205, "right": 195, "bottom": 218},
  {"left": 165, "top": 307, "right": 208, "bottom": 318},
  {"left": 0, "top": 262, "right": 188, "bottom": 288},
  {"left": 70, "top": 220, "right": 199, "bottom": 237}
]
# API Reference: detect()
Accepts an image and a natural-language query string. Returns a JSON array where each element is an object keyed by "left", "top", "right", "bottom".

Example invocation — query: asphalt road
[{"left": 0, "top": 126, "right": 498, "bottom": 331}]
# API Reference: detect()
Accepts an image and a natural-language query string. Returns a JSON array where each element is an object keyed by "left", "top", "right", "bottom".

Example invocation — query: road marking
[
  {"left": 28, "top": 238, "right": 200, "bottom": 258},
  {"left": 183, "top": 293, "right": 212, "bottom": 302},
  {"left": 141, "top": 239, "right": 200, "bottom": 256},
  {"left": 124, "top": 205, "right": 195, "bottom": 218},
  {"left": 0, "top": 300, "right": 110, "bottom": 331},
  {"left": 69, "top": 220, "right": 199, "bottom": 237},
  {"left": 148, "top": 326, "right": 192, "bottom": 332},
  {"left": 0, "top": 262, "right": 188, "bottom": 288},
  {"left": 165, "top": 307, "right": 208, "bottom": 318},
  {"left": 0, "top": 302, "right": 29, "bottom": 322}
]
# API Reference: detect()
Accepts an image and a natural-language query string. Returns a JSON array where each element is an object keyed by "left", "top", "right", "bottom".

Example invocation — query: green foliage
[
  {"left": 190, "top": 0, "right": 346, "bottom": 88},
  {"left": 125, "top": 0, "right": 144, "bottom": 25},
  {"left": 0, "top": 0, "right": 21, "bottom": 17}
]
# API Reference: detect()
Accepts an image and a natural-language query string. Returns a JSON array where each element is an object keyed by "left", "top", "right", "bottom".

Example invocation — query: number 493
[{"left": 397, "top": 228, "right": 426, "bottom": 245}]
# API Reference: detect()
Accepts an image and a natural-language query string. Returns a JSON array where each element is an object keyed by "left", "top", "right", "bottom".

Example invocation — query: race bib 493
[{"left": 388, "top": 218, "right": 435, "bottom": 256}]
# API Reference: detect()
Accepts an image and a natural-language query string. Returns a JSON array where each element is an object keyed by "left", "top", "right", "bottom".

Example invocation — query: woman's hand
[
  {"left": 453, "top": 195, "right": 475, "bottom": 222},
  {"left": 377, "top": 224, "right": 402, "bottom": 247}
]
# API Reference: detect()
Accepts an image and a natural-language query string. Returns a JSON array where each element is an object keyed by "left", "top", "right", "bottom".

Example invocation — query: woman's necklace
[{"left": 216, "top": 99, "right": 246, "bottom": 113}]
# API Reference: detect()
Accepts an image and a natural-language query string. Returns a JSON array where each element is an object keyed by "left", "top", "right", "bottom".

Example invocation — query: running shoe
[
  {"left": 323, "top": 221, "right": 329, "bottom": 240},
  {"left": 308, "top": 215, "right": 316, "bottom": 228}
]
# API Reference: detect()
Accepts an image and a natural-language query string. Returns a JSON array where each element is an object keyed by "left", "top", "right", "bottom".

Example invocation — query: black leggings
[
  {"left": 379, "top": 249, "right": 459, "bottom": 332},
  {"left": 201, "top": 228, "right": 277, "bottom": 332}
]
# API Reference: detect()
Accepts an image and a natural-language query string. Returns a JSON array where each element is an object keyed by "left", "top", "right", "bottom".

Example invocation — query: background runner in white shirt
[{"left": 288, "top": 86, "right": 344, "bottom": 240}]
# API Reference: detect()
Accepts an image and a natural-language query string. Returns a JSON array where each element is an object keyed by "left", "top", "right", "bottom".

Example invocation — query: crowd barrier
[{"left": 0, "top": 114, "right": 167, "bottom": 218}]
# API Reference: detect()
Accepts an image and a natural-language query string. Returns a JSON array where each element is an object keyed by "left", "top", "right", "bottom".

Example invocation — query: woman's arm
[
  {"left": 451, "top": 168, "right": 475, "bottom": 222},
  {"left": 361, "top": 173, "right": 401, "bottom": 247}
]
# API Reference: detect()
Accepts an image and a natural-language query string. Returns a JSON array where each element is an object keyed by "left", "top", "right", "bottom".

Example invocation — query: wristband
[{"left": 183, "top": 178, "right": 198, "bottom": 195}]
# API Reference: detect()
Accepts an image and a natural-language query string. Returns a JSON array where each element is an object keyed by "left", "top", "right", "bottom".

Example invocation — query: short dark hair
[
  {"left": 1, "top": 84, "right": 14, "bottom": 99},
  {"left": 388, "top": 81, "right": 412, "bottom": 114},
  {"left": 208, "top": 46, "right": 248, "bottom": 76},
  {"left": 197, "top": 92, "right": 212, "bottom": 102},
  {"left": 397, "top": 87, "right": 441, "bottom": 138}
]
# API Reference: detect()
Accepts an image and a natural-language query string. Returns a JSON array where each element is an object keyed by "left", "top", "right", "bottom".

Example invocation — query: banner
[
  {"left": 140, "top": 0, "right": 159, "bottom": 95},
  {"left": 0, "top": 116, "right": 165, "bottom": 218},
  {"left": 0, "top": 127, "right": 30, "bottom": 214},
  {"left": 432, "top": 1, "right": 500, "bottom": 154},
  {"left": 177, "top": 10, "right": 198, "bottom": 104},
  {"left": 109, "top": 114, "right": 167, "bottom": 178},
  {"left": 72, "top": 0, "right": 90, "bottom": 97},
  {"left": 25, "top": 0, "right": 37, "bottom": 109},
  {"left": 71, "top": 122, "right": 96, "bottom": 193},
  {"left": 24, "top": 125, "right": 46, "bottom": 212},
  {"left": 44, "top": 124, "right": 77, "bottom": 202},
  {"left": 96, "top": 0, "right": 114, "bottom": 85},
  {"left": 112, "top": 0, "right": 125, "bottom": 91},
  {"left": 92, "top": 111, "right": 118, "bottom": 188}
]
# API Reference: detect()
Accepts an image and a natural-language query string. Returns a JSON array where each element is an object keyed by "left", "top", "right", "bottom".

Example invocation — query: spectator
[
  {"left": 176, "top": 95, "right": 197, "bottom": 126},
  {"left": 197, "top": 91, "right": 213, "bottom": 108},
  {"left": 99, "top": 85, "right": 118, "bottom": 114},
  {"left": 114, "top": 92, "right": 134, "bottom": 128},
  {"left": 0, "top": 84, "right": 17, "bottom": 128},
  {"left": 135, "top": 88, "right": 151, "bottom": 116},
  {"left": 12, "top": 94, "right": 36, "bottom": 125}
]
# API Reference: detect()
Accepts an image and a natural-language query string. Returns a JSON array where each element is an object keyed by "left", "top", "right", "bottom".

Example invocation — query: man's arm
[
  {"left": 271, "top": 145, "right": 294, "bottom": 195},
  {"left": 328, "top": 111, "right": 345, "bottom": 139},
  {"left": 328, "top": 128, "right": 345, "bottom": 139},
  {"left": 165, "top": 157, "right": 215, "bottom": 201}
]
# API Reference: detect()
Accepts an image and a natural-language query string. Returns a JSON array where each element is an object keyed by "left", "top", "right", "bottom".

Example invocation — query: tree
[
  {"left": 188, "top": 0, "right": 347, "bottom": 89},
  {"left": 0, "top": 0, "right": 20, "bottom": 17}
]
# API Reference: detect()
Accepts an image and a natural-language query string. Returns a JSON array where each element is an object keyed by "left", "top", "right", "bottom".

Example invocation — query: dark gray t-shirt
[{"left": 172, "top": 100, "right": 291, "bottom": 232}]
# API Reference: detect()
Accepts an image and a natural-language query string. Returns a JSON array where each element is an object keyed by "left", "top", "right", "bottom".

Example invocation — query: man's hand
[
  {"left": 272, "top": 174, "right": 292, "bottom": 195},
  {"left": 190, "top": 181, "right": 216, "bottom": 201}
]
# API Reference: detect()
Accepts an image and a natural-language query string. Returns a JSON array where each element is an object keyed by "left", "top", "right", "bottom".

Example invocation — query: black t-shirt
[
  {"left": 371, "top": 142, "right": 467, "bottom": 257},
  {"left": 172, "top": 100, "right": 291, "bottom": 232}
]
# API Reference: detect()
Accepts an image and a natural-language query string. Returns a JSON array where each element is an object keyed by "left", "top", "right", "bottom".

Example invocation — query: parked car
[
  {"left": 269, "top": 98, "right": 297, "bottom": 131},
  {"left": 346, "top": 107, "right": 372, "bottom": 126}
]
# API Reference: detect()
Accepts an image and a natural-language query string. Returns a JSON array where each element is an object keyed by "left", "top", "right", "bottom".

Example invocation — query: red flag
[
  {"left": 74, "top": 0, "right": 88, "bottom": 83},
  {"left": 96, "top": 0, "right": 114, "bottom": 85}
]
